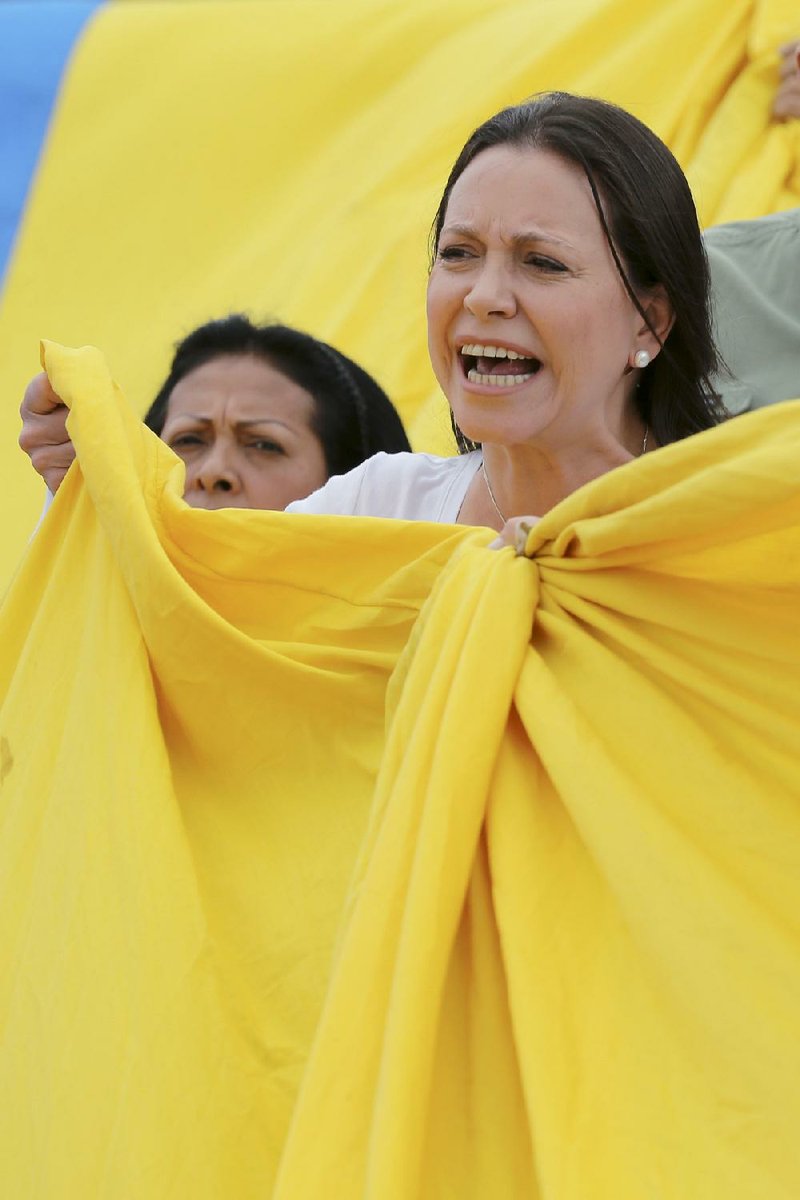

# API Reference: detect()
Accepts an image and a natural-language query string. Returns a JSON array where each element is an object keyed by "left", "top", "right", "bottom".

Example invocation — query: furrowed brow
[
  {"left": 235, "top": 419, "right": 293, "bottom": 432},
  {"left": 511, "top": 228, "right": 576, "bottom": 250},
  {"left": 441, "top": 222, "right": 575, "bottom": 250},
  {"left": 440, "top": 222, "right": 480, "bottom": 240}
]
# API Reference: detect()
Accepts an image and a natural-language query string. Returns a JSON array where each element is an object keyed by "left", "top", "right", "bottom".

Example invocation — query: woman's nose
[
  {"left": 187, "top": 445, "right": 242, "bottom": 494},
  {"left": 463, "top": 262, "right": 517, "bottom": 320}
]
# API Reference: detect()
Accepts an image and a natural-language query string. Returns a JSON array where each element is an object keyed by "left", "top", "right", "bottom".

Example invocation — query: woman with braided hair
[
  {"left": 21, "top": 313, "right": 410, "bottom": 511},
  {"left": 8, "top": 91, "right": 800, "bottom": 1200}
]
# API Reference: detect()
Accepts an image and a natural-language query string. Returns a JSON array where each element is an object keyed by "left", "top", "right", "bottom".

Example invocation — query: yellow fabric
[
  {"left": 0, "top": 343, "right": 474, "bottom": 1198},
  {"left": 1, "top": 0, "right": 799, "bottom": 583},
  {"left": 2, "top": 342, "right": 799, "bottom": 1197}
]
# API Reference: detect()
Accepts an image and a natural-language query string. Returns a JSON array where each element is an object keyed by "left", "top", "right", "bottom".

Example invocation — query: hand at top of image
[{"left": 773, "top": 40, "right": 800, "bottom": 121}]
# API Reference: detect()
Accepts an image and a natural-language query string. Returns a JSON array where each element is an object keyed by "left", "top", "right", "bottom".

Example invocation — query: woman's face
[
  {"left": 426, "top": 145, "right": 660, "bottom": 450},
  {"left": 160, "top": 354, "right": 329, "bottom": 510}
]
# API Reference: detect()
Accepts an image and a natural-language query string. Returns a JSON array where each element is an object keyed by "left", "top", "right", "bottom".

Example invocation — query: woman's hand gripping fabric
[
  {"left": 18, "top": 372, "right": 73, "bottom": 494},
  {"left": 488, "top": 516, "right": 541, "bottom": 556}
]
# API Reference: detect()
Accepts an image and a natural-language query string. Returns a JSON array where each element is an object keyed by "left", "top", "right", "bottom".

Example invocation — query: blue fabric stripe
[{"left": 0, "top": 1, "right": 104, "bottom": 284}]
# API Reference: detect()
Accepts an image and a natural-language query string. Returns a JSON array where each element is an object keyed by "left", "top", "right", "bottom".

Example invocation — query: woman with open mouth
[
  {"left": 292, "top": 89, "right": 722, "bottom": 535},
  {"left": 22, "top": 91, "right": 722, "bottom": 538},
  {"left": 11, "top": 88, "right": 799, "bottom": 1200}
]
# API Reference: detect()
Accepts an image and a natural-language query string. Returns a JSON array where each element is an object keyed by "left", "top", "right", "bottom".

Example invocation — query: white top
[
  {"left": 286, "top": 450, "right": 482, "bottom": 522},
  {"left": 39, "top": 451, "right": 482, "bottom": 526}
]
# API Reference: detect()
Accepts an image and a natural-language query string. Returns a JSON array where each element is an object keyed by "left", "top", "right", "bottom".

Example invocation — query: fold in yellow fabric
[
  {"left": 2, "top": 0, "right": 799, "bottom": 581},
  {"left": 1, "top": 342, "right": 799, "bottom": 1198}
]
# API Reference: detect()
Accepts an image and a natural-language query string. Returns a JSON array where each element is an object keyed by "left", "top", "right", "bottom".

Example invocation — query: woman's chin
[
  {"left": 454, "top": 412, "right": 545, "bottom": 448},
  {"left": 451, "top": 390, "right": 554, "bottom": 448}
]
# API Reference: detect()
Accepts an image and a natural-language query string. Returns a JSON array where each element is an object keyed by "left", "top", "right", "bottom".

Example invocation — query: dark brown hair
[
  {"left": 430, "top": 92, "right": 725, "bottom": 451},
  {"left": 145, "top": 315, "right": 410, "bottom": 476}
]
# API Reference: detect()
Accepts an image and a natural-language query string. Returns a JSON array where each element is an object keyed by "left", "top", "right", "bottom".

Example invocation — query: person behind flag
[
  {"left": 20, "top": 83, "right": 800, "bottom": 551},
  {"left": 20, "top": 314, "right": 410, "bottom": 510}
]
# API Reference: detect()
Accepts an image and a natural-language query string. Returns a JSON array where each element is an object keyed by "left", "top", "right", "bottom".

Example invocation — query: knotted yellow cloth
[{"left": 1, "top": 343, "right": 799, "bottom": 1198}]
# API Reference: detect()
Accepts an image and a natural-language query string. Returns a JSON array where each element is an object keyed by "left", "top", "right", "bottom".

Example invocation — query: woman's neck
[
  {"left": 486, "top": 438, "right": 630, "bottom": 516},
  {"left": 461, "top": 417, "right": 648, "bottom": 529}
]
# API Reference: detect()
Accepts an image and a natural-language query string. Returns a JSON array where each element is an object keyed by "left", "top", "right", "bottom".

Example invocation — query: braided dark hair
[
  {"left": 430, "top": 92, "right": 726, "bottom": 452},
  {"left": 312, "top": 340, "right": 372, "bottom": 465},
  {"left": 145, "top": 315, "right": 410, "bottom": 476}
]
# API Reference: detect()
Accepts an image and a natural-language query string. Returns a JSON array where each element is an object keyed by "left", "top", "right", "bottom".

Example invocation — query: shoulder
[
  {"left": 705, "top": 210, "right": 800, "bottom": 299},
  {"left": 704, "top": 208, "right": 800, "bottom": 258},
  {"left": 705, "top": 209, "right": 800, "bottom": 414},
  {"left": 287, "top": 450, "right": 482, "bottom": 522}
]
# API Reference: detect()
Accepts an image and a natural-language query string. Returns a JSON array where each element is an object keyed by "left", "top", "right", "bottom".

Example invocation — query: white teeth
[
  {"left": 467, "top": 370, "right": 535, "bottom": 386},
  {"left": 460, "top": 343, "right": 530, "bottom": 360}
]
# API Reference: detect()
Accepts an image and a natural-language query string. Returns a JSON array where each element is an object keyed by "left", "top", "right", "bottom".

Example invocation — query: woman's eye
[
  {"left": 438, "top": 245, "right": 474, "bottom": 262},
  {"left": 526, "top": 254, "right": 567, "bottom": 273},
  {"left": 249, "top": 439, "right": 285, "bottom": 454},
  {"left": 170, "top": 433, "right": 204, "bottom": 449}
]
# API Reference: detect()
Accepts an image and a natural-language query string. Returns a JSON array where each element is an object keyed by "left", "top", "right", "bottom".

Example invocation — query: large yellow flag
[
  {"left": 1, "top": 343, "right": 799, "bottom": 1197},
  {"left": 2, "top": 0, "right": 799, "bottom": 581}
]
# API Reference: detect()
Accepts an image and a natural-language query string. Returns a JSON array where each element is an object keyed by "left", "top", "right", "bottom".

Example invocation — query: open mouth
[{"left": 459, "top": 343, "right": 542, "bottom": 387}]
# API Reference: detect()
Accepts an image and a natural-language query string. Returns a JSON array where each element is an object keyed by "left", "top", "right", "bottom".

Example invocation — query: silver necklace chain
[
  {"left": 482, "top": 428, "right": 649, "bottom": 525},
  {"left": 481, "top": 461, "right": 507, "bottom": 525}
]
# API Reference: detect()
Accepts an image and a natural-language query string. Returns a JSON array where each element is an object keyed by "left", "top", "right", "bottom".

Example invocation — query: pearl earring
[{"left": 633, "top": 349, "right": 651, "bottom": 369}]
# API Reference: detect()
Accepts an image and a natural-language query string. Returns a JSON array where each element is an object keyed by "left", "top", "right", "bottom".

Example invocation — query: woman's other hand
[
  {"left": 773, "top": 41, "right": 800, "bottom": 121},
  {"left": 488, "top": 515, "right": 540, "bottom": 555},
  {"left": 18, "top": 372, "right": 74, "bottom": 494}
]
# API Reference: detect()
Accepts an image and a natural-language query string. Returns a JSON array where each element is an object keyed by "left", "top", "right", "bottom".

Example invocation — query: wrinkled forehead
[
  {"left": 442, "top": 144, "right": 603, "bottom": 241},
  {"left": 165, "top": 355, "right": 317, "bottom": 426}
]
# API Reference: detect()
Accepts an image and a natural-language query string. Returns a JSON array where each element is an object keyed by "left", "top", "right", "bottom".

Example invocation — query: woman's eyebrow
[
  {"left": 442, "top": 221, "right": 575, "bottom": 249},
  {"left": 511, "top": 228, "right": 576, "bottom": 250},
  {"left": 169, "top": 415, "right": 293, "bottom": 432},
  {"left": 235, "top": 418, "right": 293, "bottom": 432}
]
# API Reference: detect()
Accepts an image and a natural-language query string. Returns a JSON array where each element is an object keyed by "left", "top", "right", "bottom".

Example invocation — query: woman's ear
[{"left": 636, "top": 285, "right": 675, "bottom": 357}]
